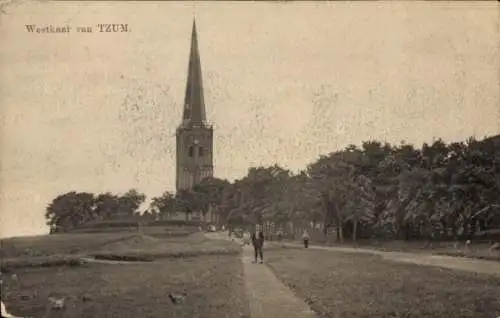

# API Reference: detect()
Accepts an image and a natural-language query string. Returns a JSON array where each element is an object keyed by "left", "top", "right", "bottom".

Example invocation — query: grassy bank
[
  {"left": 90, "top": 232, "right": 240, "bottom": 261},
  {"left": 266, "top": 248, "right": 500, "bottom": 318},
  {"left": 0, "top": 232, "right": 137, "bottom": 258},
  {"left": 1, "top": 232, "right": 241, "bottom": 272}
]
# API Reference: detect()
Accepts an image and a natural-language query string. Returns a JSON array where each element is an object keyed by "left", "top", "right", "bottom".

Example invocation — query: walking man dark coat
[{"left": 251, "top": 230, "right": 265, "bottom": 263}]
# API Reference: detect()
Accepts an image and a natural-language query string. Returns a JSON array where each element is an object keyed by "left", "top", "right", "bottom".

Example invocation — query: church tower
[{"left": 176, "top": 19, "right": 214, "bottom": 191}]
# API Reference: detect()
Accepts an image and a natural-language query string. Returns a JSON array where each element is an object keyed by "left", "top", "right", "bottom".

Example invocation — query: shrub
[
  {"left": 148, "top": 220, "right": 203, "bottom": 227},
  {"left": 91, "top": 248, "right": 240, "bottom": 262}
]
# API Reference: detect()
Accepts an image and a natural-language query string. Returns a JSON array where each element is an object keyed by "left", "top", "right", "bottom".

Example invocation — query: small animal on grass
[
  {"left": 47, "top": 296, "right": 65, "bottom": 310},
  {"left": 43, "top": 294, "right": 80, "bottom": 318},
  {"left": 81, "top": 294, "right": 92, "bottom": 302},
  {"left": 168, "top": 291, "right": 188, "bottom": 305}
]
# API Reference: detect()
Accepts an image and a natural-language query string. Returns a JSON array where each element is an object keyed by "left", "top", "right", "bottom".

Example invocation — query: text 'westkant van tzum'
[{"left": 25, "top": 24, "right": 130, "bottom": 33}]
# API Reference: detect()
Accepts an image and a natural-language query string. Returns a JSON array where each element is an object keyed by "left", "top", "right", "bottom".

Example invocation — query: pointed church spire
[{"left": 182, "top": 18, "right": 207, "bottom": 126}]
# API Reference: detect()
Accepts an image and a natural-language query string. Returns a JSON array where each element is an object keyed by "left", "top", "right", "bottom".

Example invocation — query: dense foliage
[
  {"left": 45, "top": 189, "right": 147, "bottom": 233},
  {"left": 45, "top": 136, "right": 500, "bottom": 241},
  {"left": 171, "top": 136, "right": 500, "bottom": 242}
]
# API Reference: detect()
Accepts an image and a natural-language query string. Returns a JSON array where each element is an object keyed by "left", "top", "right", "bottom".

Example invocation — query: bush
[
  {"left": 148, "top": 220, "right": 203, "bottom": 227},
  {"left": 91, "top": 248, "right": 240, "bottom": 262},
  {"left": 93, "top": 254, "right": 155, "bottom": 262},
  {"left": 147, "top": 232, "right": 192, "bottom": 239}
]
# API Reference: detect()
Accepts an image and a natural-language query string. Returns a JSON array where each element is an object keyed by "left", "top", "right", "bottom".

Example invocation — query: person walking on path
[
  {"left": 277, "top": 228, "right": 284, "bottom": 245},
  {"left": 243, "top": 230, "right": 251, "bottom": 246},
  {"left": 251, "top": 229, "right": 265, "bottom": 263},
  {"left": 302, "top": 229, "right": 310, "bottom": 248}
]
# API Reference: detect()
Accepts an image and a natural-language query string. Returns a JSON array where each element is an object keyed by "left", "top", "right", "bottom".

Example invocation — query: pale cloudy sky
[{"left": 0, "top": 1, "right": 498, "bottom": 238}]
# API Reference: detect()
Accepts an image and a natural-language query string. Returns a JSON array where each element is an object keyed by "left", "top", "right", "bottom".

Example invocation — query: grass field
[
  {"left": 266, "top": 247, "right": 500, "bottom": 318},
  {"left": 5, "top": 229, "right": 498, "bottom": 317},
  {"left": 2, "top": 255, "right": 250, "bottom": 318},
  {"left": 1, "top": 229, "right": 249, "bottom": 317}
]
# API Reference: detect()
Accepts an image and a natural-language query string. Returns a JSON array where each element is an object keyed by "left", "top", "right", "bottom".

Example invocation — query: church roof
[{"left": 181, "top": 19, "right": 207, "bottom": 127}]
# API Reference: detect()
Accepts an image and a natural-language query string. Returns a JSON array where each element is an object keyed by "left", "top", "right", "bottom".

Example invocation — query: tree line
[
  {"left": 46, "top": 135, "right": 500, "bottom": 242},
  {"left": 45, "top": 189, "right": 147, "bottom": 233},
  {"left": 45, "top": 179, "right": 231, "bottom": 233}
]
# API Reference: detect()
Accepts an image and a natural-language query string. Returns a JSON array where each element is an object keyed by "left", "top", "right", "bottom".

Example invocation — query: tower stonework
[{"left": 176, "top": 19, "right": 214, "bottom": 191}]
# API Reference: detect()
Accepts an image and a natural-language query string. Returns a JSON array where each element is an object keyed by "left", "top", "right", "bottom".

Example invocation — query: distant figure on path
[
  {"left": 277, "top": 228, "right": 285, "bottom": 247},
  {"left": 277, "top": 229, "right": 283, "bottom": 242},
  {"left": 302, "top": 229, "right": 310, "bottom": 248},
  {"left": 251, "top": 229, "right": 265, "bottom": 263},
  {"left": 243, "top": 231, "right": 251, "bottom": 246}
]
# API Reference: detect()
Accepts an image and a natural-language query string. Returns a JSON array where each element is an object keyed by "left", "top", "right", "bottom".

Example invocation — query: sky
[{"left": 0, "top": 1, "right": 499, "bottom": 238}]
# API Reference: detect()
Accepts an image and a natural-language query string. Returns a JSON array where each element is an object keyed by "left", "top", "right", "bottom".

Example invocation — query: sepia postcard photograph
[{"left": 0, "top": 1, "right": 499, "bottom": 317}]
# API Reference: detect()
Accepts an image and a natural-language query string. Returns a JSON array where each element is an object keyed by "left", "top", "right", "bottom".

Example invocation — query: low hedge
[
  {"left": 147, "top": 220, "right": 203, "bottom": 227},
  {"left": 93, "top": 254, "right": 155, "bottom": 262},
  {"left": 91, "top": 248, "right": 240, "bottom": 262},
  {"left": 1, "top": 255, "right": 86, "bottom": 273},
  {"left": 147, "top": 232, "right": 192, "bottom": 239},
  {"left": 69, "top": 227, "right": 138, "bottom": 234},
  {"left": 74, "top": 220, "right": 140, "bottom": 229},
  {"left": 68, "top": 219, "right": 203, "bottom": 233}
]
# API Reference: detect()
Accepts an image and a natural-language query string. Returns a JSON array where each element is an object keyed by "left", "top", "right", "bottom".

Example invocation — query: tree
[
  {"left": 93, "top": 192, "right": 120, "bottom": 221},
  {"left": 150, "top": 191, "right": 176, "bottom": 220},
  {"left": 191, "top": 177, "right": 231, "bottom": 222},
  {"left": 45, "top": 192, "right": 95, "bottom": 232},
  {"left": 307, "top": 151, "right": 361, "bottom": 242},
  {"left": 43, "top": 133, "right": 500, "bottom": 243},
  {"left": 117, "top": 189, "right": 146, "bottom": 218}
]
